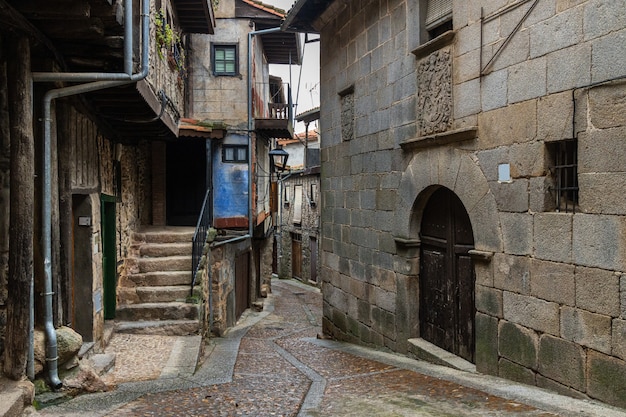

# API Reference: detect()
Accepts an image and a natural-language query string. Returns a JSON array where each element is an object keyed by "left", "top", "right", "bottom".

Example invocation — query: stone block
[
  {"left": 538, "top": 334, "right": 586, "bottom": 391},
  {"left": 508, "top": 59, "right": 547, "bottom": 104},
  {"left": 547, "top": 43, "right": 591, "bottom": 93},
  {"left": 500, "top": 213, "right": 533, "bottom": 256},
  {"left": 573, "top": 214, "right": 626, "bottom": 271},
  {"left": 490, "top": 26, "right": 530, "bottom": 73},
  {"left": 481, "top": 69, "right": 508, "bottom": 112},
  {"left": 612, "top": 319, "right": 626, "bottom": 361},
  {"left": 560, "top": 306, "right": 612, "bottom": 354},
  {"left": 529, "top": 176, "right": 556, "bottom": 213},
  {"left": 533, "top": 212, "right": 572, "bottom": 263},
  {"left": 478, "top": 100, "right": 537, "bottom": 149},
  {"left": 476, "top": 285, "right": 503, "bottom": 317},
  {"left": 455, "top": 78, "right": 481, "bottom": 118},
  {"left": 498, "top": 321, "right": 538, "bottom": 369},
  {"left": 509, "top": 141, "right": 547, "bottom": 178},
  {"left": 579, "top": 127, "right": 626, "bottom": 174},
  {"left": 475, "top": 313, "right": 499, "bottom": 375},
  {"left": 475, "top": 260, "right": 494, "bottom": 287},
  {"left": 476, "top": 146, "right": 508, "bottom": 182},
  {"left": 326, "top": 284, "right": 348, "bottom": 313},
  {"left": 591, "top": 29, "right": 626, "bottom": 84},
  {"left": 536, "top": 374, "right": 588, "bottom": 399},
  {"left": 537, "top": 91, "right": 574, "bottom": 142},
  {"left": 579, "top": 173, "right": 626, "bottom": 215},
  {"left": 371, "top": 286, "right": 396, "bottom": 314},
  {"left": 529, "top": 7, "right": 583, "bottom": 58},
  {"left": 584, "top": 1, "right": 626, "bottom": 40},
  {"left": 503, "top": 292, "right": 560, "bottom": 335},
  {"left": 589, "top": 80, "right": 626, "bottom": 129},
  {"left": 493, "top": 254, "right": 531, "bottom": 295},
  {"left": 587, "top": 350, "right": 626, "bottom": 408},
  {"left": 622, "top": 274, "right": 626, "bottom": 319},
  {"left": 530, "top": 259, "right": 575, "bottom": 306},
  {"left": 498, "top": 358, "right": 536, "bottom": 386},
  {"left": 575, "top": 266, "right": 620, "bottom": 316},
  {"left": 490, "top": 179, "right": 529, "bottom": 213}
]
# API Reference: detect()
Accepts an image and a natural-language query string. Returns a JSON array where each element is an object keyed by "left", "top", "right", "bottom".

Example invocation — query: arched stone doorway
[{"left": 419, "top": 187, "right": 475, "bottom": 362}]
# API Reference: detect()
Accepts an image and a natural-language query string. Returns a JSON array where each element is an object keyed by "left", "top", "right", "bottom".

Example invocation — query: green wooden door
[{"left": 101, "top": 195, "right": 117, "bottom": 319}]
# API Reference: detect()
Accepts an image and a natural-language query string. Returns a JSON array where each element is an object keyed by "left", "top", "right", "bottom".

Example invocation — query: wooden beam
[
  {"left": 4, "top": 34, "right": 33, "bottom": 380},
  {"left": 16, "top": 0, "right": 91, "bottom": 19}
]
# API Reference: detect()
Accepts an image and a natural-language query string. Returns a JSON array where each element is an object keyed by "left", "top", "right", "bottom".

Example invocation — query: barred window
[{"left": 549, "top": 139, "right": 578, "bottom": 213}]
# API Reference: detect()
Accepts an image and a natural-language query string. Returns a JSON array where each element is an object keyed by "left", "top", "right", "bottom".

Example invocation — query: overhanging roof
[
  {"left": 173, "top": 0, "right": 216, "bottom": 34},
  {"left": 282, "top": 0, "right": 335, "bottom": 33},
  {"left": 236, "top": 0, "right": 302, "bottom": 64}
]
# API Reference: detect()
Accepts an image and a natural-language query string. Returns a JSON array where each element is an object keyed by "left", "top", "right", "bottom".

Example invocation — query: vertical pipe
[
  {"left": 124, "top": 0, "right": 133, "bottom": 75},
  {"left": 37, "top": 0, "right": 150, "bottom": 387},
  {"left": 42, "top": 92, "right": 62, "bottom": 389}
]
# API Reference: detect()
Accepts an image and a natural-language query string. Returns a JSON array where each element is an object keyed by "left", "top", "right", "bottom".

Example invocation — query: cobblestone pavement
[{"left": 39, "top": 279, "right": 626, "bottom": 417}]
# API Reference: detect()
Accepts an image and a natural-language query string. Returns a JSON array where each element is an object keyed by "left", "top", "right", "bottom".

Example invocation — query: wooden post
[{"left": 4, "top": 35, "right": 34, "bottom": 380}]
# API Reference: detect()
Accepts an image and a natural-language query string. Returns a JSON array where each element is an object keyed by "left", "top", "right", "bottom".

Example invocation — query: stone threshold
[{"left": 407, "top": 338, "right": 476, "bottom": 373}]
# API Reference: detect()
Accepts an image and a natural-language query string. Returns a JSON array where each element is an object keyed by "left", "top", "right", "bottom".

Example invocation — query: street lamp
[{"left": 269, "top": 144, "right": 289, "bottom": 173}]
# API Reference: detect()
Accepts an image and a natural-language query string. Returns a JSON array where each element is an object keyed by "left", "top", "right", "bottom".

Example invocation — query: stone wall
[
  {"left": 317, "top": 0, "right": 626, "bottom": 407},
  {"left": 278, "top": 171, "right": 321, "bottom": 286}
]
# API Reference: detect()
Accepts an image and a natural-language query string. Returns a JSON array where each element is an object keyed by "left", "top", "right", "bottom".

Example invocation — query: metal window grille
[{"left": 553, "top": 139, "right": 578, "bottom": 213}]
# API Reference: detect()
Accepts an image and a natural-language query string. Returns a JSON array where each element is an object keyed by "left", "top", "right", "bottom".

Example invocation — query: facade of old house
[
  {"left": 182, "top": 0, "right": 301, "bottom": 335},
  {"left": 276, "top": 116, "right": 322, "bottom": 286},
  {"left": 0, "top": 0, "right": 214, "bottom": 400},
  {"left": 284, "top": 0, "right": 626, "bottom": 408}
]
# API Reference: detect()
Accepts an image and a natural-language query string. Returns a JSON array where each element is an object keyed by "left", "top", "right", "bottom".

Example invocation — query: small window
[
  {"left": 549, "top": 139, "right": 578, "bottom": 213},
  {"left": 425, "top": 0, "right": 453, "bottom": 38},
  {"left": 213, "top": 44, "right": 238, "bottom": 76},
  {"left": 310, "top": 183, "right": 318, "bottom": 206},
  {"left": 223, "top": 145, "right": 248, "bottom": 163}
]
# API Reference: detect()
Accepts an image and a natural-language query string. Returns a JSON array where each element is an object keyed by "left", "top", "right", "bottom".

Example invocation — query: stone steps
[
  {"left": 115, "top": 319, "right": 202, "bottom": 336},
  {"left": 118, "top": 285, "right": 201, "bottom": 304},
  {"left": 121, "top": 271, "right": 193, "bottom": 287},
  {"left": 116, "top": 302, "right": 200, "bottom": 321},
  {"left": 116, "top": 227, "right": 201, "bottom": 336}
]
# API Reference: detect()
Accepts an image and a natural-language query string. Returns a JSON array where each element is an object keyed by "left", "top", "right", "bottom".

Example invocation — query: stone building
[
  {"left": 0, "top": 0, "right": 214, "bottom": 403},
  {"left": 276, "top": 111, "right": 322, "bottom": 286},
  {"left": 284, "top": 0, "right": 626, "bottom": 408},
  {"left": 182, "top": 0, "right": 301, "bottom": 334}
]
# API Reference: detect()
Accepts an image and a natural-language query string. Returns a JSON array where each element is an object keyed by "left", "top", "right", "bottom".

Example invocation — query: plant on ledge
[{"left": 155, "top": 9, "right": 187, "bottom": 81}]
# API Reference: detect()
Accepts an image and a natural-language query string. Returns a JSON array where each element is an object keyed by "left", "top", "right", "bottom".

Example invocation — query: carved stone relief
[
  {"left": 417, "top": 49, "right": 452, "bottom": 136},
  {"left": 340, "top": 92, "right": 354, "bottom": 141}
]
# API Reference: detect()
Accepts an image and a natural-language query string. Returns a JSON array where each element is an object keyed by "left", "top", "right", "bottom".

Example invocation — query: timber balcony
[{"left": 254, "top": 82, "right": 294, "bottom": 139}]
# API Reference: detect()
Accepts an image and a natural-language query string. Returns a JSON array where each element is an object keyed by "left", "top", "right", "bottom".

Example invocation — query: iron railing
[{"left": 191, "top": 187, "right": 212, "bottom": 295}]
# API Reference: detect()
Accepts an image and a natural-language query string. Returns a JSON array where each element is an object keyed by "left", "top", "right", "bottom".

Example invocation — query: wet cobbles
[{"left": 80, "top": 280, "right": 571, "bottom": 417}]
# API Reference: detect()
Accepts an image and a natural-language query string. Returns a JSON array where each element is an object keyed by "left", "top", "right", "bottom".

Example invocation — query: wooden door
[
  {"left": 291, "top": 233, "right": 302, "bottom": 280},
  {"left": 235, "top": 252, "right": 250, "bottom": 319},
  {"left": 419, "top": 187, "right": 475, "bottom": 362}
]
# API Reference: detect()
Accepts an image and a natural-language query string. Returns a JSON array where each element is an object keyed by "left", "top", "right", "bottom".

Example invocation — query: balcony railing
[{"left": 254, "top": 82, "right": 294, "bottom": 139}]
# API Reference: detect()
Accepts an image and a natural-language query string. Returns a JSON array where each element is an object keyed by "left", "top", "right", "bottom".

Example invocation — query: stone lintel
[
  {"left": 393, "top": 236, "right": 421, "bottom": 247},
  {"left": 400, "top": 126, "right": 478, "bottom": 151},
  {"left": 469, "top": 249, "right": 494, "bottom": 262}
]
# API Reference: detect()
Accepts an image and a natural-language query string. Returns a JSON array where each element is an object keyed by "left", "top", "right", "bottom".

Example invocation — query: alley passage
[{"left": 102, "top": 279, "right": 563, "bottom": 417}]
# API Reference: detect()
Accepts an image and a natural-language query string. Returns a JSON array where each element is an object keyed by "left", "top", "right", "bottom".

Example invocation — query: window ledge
[
  {"left": 411, "top": 30, "right": 456, "bottom": 59},
  {"left": 400, "top": 126, "right": 478, "bottom": 151}
]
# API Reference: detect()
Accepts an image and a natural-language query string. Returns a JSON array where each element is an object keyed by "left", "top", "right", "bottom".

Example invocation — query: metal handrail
[{"left": 191, "top": 187, "right": 212, "bottom": 295}]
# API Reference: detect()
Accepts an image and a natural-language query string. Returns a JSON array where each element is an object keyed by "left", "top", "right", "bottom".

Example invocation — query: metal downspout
[{"left": 34, "top": 0, "right": 150, "bottom": 388}]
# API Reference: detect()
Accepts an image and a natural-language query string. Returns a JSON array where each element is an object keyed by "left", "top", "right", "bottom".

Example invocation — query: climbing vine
[{"left": 154, "top": 9, "right": 186, "bottom": 79}]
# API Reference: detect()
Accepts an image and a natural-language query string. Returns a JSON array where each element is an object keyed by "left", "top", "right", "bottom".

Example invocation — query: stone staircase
[{"left": 116, "top": 226, "right": 202, "bottom": 335}]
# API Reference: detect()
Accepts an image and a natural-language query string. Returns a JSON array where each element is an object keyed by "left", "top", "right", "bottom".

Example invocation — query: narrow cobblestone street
[{"left": 39, "top": 279, "right": 626, "bottom": 417}]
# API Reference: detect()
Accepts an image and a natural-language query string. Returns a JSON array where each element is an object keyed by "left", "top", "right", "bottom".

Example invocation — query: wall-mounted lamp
[{"left": 269, "top": 144, "right": 289, "bottom": 173}]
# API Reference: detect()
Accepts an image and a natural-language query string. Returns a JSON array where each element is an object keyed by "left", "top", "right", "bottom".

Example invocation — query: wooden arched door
[{"left": 419, "top": 187, "right": 475, "bottom": 362}]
